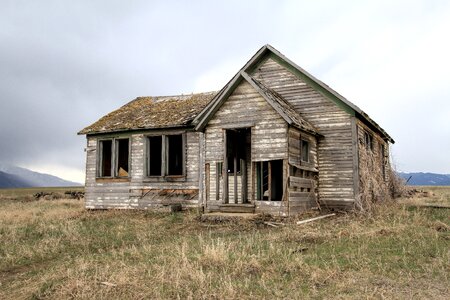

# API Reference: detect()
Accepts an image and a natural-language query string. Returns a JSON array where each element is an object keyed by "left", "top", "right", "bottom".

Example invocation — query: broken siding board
[{"left": 253, "top": 58, "right": 355, "bottom": 208}]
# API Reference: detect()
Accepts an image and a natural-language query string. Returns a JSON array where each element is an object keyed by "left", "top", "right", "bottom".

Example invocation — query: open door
[{"left": 223, "top": 128, "right": 251, "bottom": 204}]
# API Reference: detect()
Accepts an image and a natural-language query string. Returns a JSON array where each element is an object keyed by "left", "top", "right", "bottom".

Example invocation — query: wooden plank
[
  {"left": 222, "top": 130, "right": 228, "bottom": 204},
  {"left": 290, "top": 191, "right": 315, "bottom": 198},
  {"left": 296, "top": 213, "right": 335, "bottom": 225},
  {"left": 351, "top": 116, "right": 360, "bottom": 198},
  {"left": 241, "top": 159, "right": 247, "bottom": 203},
  {"left": 289, "top": 176, "right": 313, "bottom": 188},
  {"left": 221, "top": 122, "right": 255, "bottom": 129},
  {"left": 268, "top": 161, "right": 272, "bottom": 201},
  {"left": 215, "top": 162, "right": 220, "bottom": 201},
  {"left": 161, "top": 135, "right": 166, "bottom": 177},
  {"left": 234, "top": 156, "right": 237, "bottom": 204},
  {"left": 205, "top": 163, "right": 210, "bottom": 205}
]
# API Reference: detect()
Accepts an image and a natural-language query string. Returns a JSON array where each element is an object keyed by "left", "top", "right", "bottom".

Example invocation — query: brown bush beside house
[{"left": 78, "top": 45, "right": 394, "bottom": 216}]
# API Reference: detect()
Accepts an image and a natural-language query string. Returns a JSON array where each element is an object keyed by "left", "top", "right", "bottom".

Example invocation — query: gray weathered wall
[
  {"left": 84, "top": 130, "right": 200, "bottom": 209},
  {"left": 252, "top": 58, "right": 355, "bottom": 208},
  {"left": 204, "top": 80, "right": 288, "bottom": 210}
]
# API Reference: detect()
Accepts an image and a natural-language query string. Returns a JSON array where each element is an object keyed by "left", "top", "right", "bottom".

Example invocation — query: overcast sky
[{"left": 1, "top": 0, "right": 449, "bottom": 183}]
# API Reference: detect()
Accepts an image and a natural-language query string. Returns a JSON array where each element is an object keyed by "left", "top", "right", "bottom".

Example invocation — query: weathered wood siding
[
  {"left": 253, "top": 58, "right": 355, "bottom": 208},
  {"left": 205, "top": 80, "right": 288, "bottom": 162},
  {"left": 287, "top": 127, "right": 319, "bottom": 212},
  {"left": 204, "top": 80, "right": 288, "bottom": 209},
  {"left": 85, "top": 136, "right": 131, "bottom": 209},
  {"left": 288, "top": 127, "right": 318, "bottom": 170},
  {"left": 84, "top": 131, "right": 201, "bottom": 209}
]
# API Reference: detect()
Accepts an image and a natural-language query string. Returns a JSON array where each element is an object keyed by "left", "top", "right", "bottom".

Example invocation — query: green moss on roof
[{"left": 78, "top": 92, "right": 217, "bottom": 135}]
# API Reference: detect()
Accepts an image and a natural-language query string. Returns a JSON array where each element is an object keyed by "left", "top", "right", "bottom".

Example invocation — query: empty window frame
[
  {"left": 115, "top": 139, "right": 129, "bottom": 177},
  {"left": 167, "top": 134, "right": 183, "bottom": 175},
  {"left": 99, "top": 140, "right": 112, "bottom": 177},
  {"left": 256, "top": 160, "right": 283, "bottom": 201},
  {"left": 364, "top": 131, "right": 373, "bottom": 150},
  {"left": 98, "top": 138, "right": 130, "bottom": 178},
  {"left": 148, "top": 136, "right": 163, "bottom": 176},
  {"left": 380, "top": 143, "right": 386, "bottom": 178},
  {"left": 146, "top": 134, "right": 185, "bottom": 177},
  {"left": 301, "top": 139, "right": 310, "bottom": 162}
]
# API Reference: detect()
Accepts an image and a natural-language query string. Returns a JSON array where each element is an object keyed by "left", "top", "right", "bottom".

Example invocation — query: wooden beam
[
  {"left": 198, "top": 132, "right": 205, "bottom": 207},
  {"left": 216, "top": 162, "right": 220, "bottom": 201},
  {"left": 234, "top": 156, "right": 237, "bottom": 204},
  {"left": 182, "top": 133, "right": 186, "bottom": 177},
  {"left": 268, "top": 161, "right": 272, "bottom": 201},
  {"left": 223, "top": 130, "right": 228, "bottom": 204},
  {"left": 296, "top": 213, "right": 336, "bottom": 225},
  {"left": 161, "top": 135, "right": 166, "bottom": 177},
  {"left": 205, "top": 163, "right": 210, "bottom": 206},
  {"left": 241, "top": 159, "right": 247, "bottom": 203}
]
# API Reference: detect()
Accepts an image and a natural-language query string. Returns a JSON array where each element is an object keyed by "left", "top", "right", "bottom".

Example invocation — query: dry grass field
[{"left": 0, "top": 187, "right": 449, "bottom": 299}]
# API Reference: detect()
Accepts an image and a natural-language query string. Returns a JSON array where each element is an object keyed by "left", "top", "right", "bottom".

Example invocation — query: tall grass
[{"left": 0, "top": 189, "right": 449, "bottom": 299}]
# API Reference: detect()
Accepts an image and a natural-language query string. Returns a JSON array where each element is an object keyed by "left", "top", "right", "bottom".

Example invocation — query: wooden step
[{"left": 218, "top": 203, "right": 255, "bottom": 213}]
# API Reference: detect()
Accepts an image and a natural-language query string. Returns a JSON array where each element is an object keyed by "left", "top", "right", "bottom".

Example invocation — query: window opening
[
  {"left": 116, "top": 139, "right": 129, "bottom": 177},
  {"left": 167, "top": 135, "right": 183, "bottom": 175},
  {"left": 148, "top": 136, "right": 162, "bottom": 176},
  {"left": 364, "top": 131, "right": 373, "bottom": 150},
  {"left": 256, "top": 160, "right": 283, "bottom": 201},
  {"left": 301, "top": 139, "right": 310, "bottom": 162},
  {"left": 100, "top": 140, "right": 112, "bottom": 177}
]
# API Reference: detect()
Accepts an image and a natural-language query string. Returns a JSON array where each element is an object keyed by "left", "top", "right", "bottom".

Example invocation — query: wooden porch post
[{"left": 222, "top": 130, "right": 228, "bottom": 204}]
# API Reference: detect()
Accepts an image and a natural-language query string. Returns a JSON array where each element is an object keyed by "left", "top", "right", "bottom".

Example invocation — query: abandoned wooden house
[{"left": 78, "top": 45, "right": 394, "bottom": 215}]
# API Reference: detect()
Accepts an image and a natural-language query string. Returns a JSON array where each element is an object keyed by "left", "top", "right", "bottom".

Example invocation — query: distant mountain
[
  {"left": 0, "top": 171, "right": 34, "bottom": 188},
  {"left": 0, "top": 163, "right": 82, "bottom": 188},
  {"left": 398, "top": 172, "right": 450, "bottom": 186}
]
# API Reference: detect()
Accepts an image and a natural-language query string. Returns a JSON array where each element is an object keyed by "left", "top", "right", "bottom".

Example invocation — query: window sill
[
  {"left": 96, "top": 177, "right": 130, "bottom": 183},
  {"left": 143, "top": 175, "right": 186, "bottom": 183}
]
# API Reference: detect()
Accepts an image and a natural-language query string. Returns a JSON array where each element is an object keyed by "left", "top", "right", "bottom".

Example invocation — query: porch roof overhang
[{"left": 193, "top": 70, "right": 320, "bottom": 136}]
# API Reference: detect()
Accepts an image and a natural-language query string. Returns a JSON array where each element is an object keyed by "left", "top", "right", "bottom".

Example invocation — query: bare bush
[{"left": 357, "top": 146, "right": 405, "bottom": 212}]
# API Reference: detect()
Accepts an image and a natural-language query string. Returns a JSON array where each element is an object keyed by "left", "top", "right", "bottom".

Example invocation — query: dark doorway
[{"left": 224, "top": 128, "right": 251, "bottom": 203}]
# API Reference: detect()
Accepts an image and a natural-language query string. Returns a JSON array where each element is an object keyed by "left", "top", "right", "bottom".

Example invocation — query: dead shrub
[{"left": 357, "top": 147, "right": 406, "bottom": 212}]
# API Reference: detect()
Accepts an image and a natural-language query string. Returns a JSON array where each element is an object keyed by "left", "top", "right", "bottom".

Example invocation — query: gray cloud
[{"left": 1, "top": 0, "right": 449, "bottom": 182}]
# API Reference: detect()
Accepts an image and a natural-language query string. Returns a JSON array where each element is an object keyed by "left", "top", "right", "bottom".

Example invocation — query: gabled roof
[
  {"left": 78, "top": 92, "right": 216, "bottom": 135},
  {"left": 194, "top": 44, "right": 394, "bottom": 143},
  {"left": 190, "top": 69, "right": 319, "bottom": 135},
  {"left": 242, "top": 72, "right": 319, "bottom": 135}
]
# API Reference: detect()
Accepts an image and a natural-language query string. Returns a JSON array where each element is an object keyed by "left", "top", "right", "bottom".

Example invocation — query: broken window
[
  {"left": 167, "top": 135, "right": 183, "bottom": 175},
  {"left": 148, "top": 136, "right": 162, "bottom": 176},
  {"left": 146, "top": 134, "right": 185, "bottom": 177},
  {"left": 301, "top": 139, "right": 310, "bottom": 162},
  {"left": 99, "top": 140, "right": 112, "bottom": 177},
  {"left": 364, "top": 131, "right": 373, "bottom": 150},
  {"left": 98, "top": 138, "right": 130, "bottom": 178},
  {"left": 256, "top": 160, "right": 283, "bottom": 201},
  {"left": 115, "top": 139, "right": 129, "bottom": 177}
]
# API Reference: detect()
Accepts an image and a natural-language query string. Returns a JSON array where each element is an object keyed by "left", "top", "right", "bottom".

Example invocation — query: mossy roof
[{"left": 78, "top": 92, "right": 216, "bottom": 135}]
